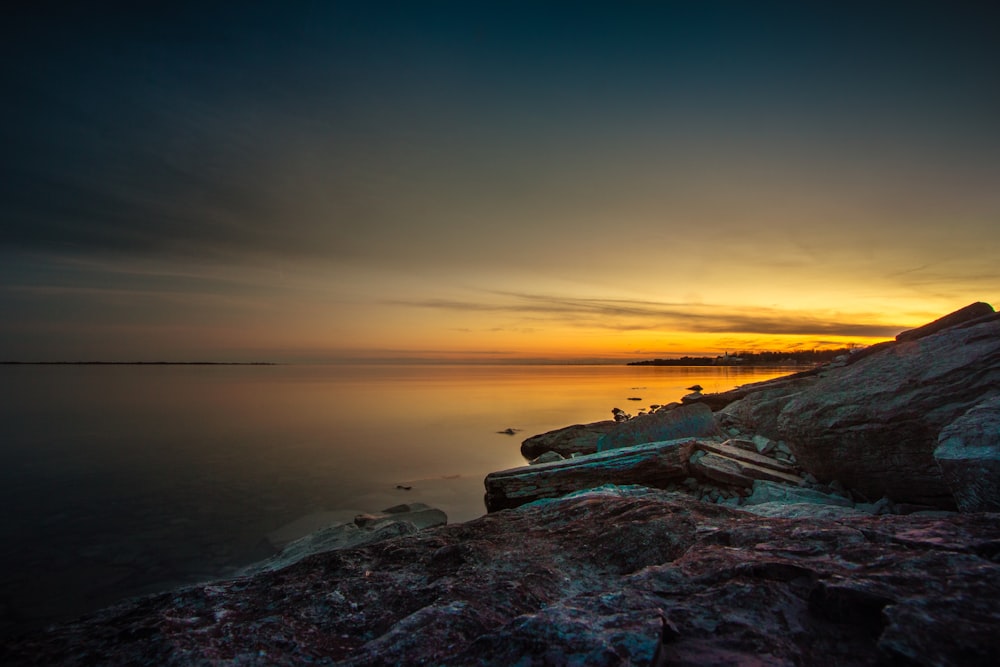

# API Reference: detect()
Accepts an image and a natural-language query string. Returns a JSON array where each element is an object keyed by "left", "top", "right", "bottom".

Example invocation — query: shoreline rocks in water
[{"left": 4, "top": 302, "right": 999, "bottom": 665}]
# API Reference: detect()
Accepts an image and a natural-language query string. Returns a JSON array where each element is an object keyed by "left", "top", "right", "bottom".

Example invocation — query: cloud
[{"left": 386, "top": 291, "right": 904, "bottom": 338}]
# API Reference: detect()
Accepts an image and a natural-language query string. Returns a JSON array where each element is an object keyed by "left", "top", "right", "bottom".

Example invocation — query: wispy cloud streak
[{"left": 386, "top": 292, "right": 903, "bottom": 338}]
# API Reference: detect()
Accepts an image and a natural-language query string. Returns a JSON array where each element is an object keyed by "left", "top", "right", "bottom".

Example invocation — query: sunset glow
[{"left": 1, "top": 3, "right": 997, "bottom": 362}]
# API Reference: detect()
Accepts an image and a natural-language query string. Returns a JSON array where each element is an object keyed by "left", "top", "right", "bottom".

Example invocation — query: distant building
[{"left": 713, "top": 351, "right": 744, "bottom": 365}]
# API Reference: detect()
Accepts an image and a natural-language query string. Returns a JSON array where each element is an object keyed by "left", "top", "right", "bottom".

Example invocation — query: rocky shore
[{"left": 3, "top": 303, "right": 999, "bottom": 665}]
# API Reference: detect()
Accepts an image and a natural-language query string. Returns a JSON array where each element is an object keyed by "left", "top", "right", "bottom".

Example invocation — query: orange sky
[{"left": 2, "top": 4, "right": 998, "bottom": 362}]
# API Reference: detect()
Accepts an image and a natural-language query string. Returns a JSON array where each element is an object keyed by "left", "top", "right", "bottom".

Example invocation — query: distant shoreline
[
  {"left": 0, "top": 361, "right": 280, "bottom": 366},
  {"left": 627, "top": 347, "right": 856, "bottom": 367}
]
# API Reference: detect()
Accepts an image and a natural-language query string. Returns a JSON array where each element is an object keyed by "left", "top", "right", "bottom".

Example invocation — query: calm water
[{"left": 0, "top": 363, "right": 791, "bottom": 636}]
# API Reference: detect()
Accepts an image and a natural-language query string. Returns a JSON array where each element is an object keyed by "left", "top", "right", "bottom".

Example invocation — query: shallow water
[{"left": 0, "top": 363, "right": 792, "bottom": 635}]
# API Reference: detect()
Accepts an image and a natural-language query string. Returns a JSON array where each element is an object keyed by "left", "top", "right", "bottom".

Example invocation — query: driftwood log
[{"left": 484, "top": 439, "right": 695, "bottom": 512}]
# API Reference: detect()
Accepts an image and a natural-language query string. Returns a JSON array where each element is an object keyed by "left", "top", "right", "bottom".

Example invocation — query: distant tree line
[{"left": 627, "top": 348, "right": 856, "bottom": 366}]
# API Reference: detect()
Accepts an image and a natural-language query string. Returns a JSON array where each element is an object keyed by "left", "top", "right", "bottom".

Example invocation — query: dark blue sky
[{"left": 2, "top": 2, "right": 998, "bottom": 361}]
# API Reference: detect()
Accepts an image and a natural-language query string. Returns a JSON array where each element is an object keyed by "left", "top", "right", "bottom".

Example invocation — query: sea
[{"left": 0, "top": 363, "right": 793, "bottom": 636}]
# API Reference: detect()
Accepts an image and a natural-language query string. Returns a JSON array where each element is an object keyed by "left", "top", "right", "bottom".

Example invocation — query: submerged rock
[{"left": 7, "top": 487, "right": 999, "bottom": 666}]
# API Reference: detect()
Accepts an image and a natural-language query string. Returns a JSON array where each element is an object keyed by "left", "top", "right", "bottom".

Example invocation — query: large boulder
[
  {"left": 596, "top": 402, "right": 721, "bottom": 452},
  {"left": 935, "top": 395, "right": 1000, "bottom": 512},
  {"left": 716, "top": 375, "right": 815, "bottom": 436},
  {"left": 7, "top": 487, "right": 999, "bottom": 666},
  {"left": 779, "top": 309, "right": 1000, "bottom": 507},
  {"left": 520, "top": 420, "right": 617, "bottom": 460},
  {"left": 721, "top": 304, "right": 1000, "bottom": 508}
]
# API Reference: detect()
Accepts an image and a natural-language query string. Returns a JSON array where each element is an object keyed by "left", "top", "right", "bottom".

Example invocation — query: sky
[{"left": 2, "top": 1, "right": 998, "bottom": 363}]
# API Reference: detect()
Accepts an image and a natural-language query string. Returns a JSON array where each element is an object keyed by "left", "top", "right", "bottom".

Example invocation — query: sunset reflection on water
[{"left": 0, "top": 363, "right": 792, "bottom": 636}]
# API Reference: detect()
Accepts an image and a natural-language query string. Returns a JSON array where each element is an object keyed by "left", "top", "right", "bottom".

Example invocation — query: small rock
[
  {"left": 530, "top": 451, "right": 566, "bottom": 465},
  {"left": 872, "top": 497, "right": 895, "bottom": 515},
  {"left": 681, "top": 391, "right": 703, "bottom": 403},
  {"left": 497, "top": 428, "right": 519, "bottom": 435},
  {"left": 829, "top": 479, "right": 849, "bottom": 497},
  {"left": 728, "top": 438, "right": 758, "bottom": 452},
  {"left": 627, "top": 397, "right": 642, "bottom": 401},
  {"left": 752, "top": 435, "right": 775, "bottom": 455}
]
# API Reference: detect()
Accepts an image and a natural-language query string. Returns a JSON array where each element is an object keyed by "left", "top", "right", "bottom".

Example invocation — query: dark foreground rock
[{"left": 5, "top": 486, "right": 998, "bottom": 666}]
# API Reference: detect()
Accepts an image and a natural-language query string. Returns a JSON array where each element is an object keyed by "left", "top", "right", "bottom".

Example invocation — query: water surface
[{"left": 0, "top": 363, "right": 792, "bottom": 635}]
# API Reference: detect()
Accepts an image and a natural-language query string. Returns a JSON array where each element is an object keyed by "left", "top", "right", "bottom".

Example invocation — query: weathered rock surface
[
  {"left": 739, "top": 501, "right": 871, "bottom": 519},
  {"left": 690, "top": 451, "right": 804, "bottom": 488},
  {"left": 744, "top": 480, "right": 854, "bottom": 508},
  {"left": 596, "top": 402, "right": 721, "bottom": 452},
  {"left": 935, "top": 395, "right": 1000, "bottom": 512},
  {"left": 894, "top": 301, "right": 996, "bottom": 342},
  {"left": 520, "top": 420, "right": 617, "bottom": 460},
  {"left": 720, "top": 304, "right": 1000, "bottom": 508},
  {"left": 485, "top": 439, "right": 693, "bottom": 511},
  {"left": 241, "top": 503, "right": 447, "bottom": 576},
  {"left": 695, "top": 370, "right": 820, "bottom": 411},
  {"left": 694, "top": 439, "right": 801, "bottom": 476},
  {"left": 6, "top": 487, "right": 999, "bottom": 666}
]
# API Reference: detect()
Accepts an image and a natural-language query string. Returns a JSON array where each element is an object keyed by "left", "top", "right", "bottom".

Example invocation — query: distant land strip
[
  {"left": 628, "top": 348, "right": 855, "bottom": 367},
  {"left": 0, "top": 361, "right": 280, "bottom": 366}
]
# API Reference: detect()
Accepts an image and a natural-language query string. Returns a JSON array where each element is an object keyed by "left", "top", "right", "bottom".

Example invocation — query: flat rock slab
[
  {"left": 744, "top": 480, "right": 854, "bottom": 508},
  {"left": 691, "top": 452, "right": 804, "bottom": 488},
  {"left": 694, "top": 439, "right": 800, "bottom": 475},
  {"left": 596, "top": 402, "right": 721, "bottom": 452},
  {"left": 9, "top": 487, "right": 999, "bottom": 666},
  {"left": 486, "top": 438, "right": 694, "bottom": 511}
]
